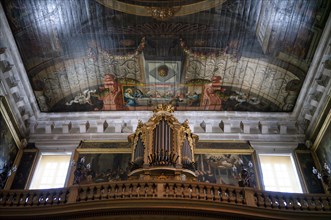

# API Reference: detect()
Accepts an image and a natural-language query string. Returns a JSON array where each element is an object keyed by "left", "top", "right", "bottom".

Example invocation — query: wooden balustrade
[
  {"left": 1, "top": 180, "right": 331, "bottom": 219},
  {"left": 254, "top": 191, "right": 331, "bottom": 211},
  {"left": 0, "top": 188, "right": 69, "bottom": 207}
]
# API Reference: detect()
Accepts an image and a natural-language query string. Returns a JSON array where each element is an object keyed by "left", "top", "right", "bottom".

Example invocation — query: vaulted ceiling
[
  {"left": 1, "top": 0, "right": 331, "bottom": 145},
  {"left": 2, "top": 0, "right": 330, "bottom": 113}
]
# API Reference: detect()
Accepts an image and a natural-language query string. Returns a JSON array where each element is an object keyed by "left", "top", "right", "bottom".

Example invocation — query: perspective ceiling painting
[{"left": 2, "top": 0, "right": 330, "bottom": 112}]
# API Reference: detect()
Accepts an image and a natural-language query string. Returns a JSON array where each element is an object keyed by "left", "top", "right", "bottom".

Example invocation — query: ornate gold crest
[{"left": 153, "top": 104, "right": 174, "bottom": 113}]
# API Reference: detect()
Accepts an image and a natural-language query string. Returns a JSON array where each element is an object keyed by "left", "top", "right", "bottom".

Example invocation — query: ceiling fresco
[{"left": 2, "top": 0, "right": 331, "bottom": 112}]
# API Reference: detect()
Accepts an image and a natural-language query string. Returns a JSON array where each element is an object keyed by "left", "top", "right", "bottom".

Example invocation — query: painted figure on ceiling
[
  {"left": 124, "top": 88, "right": 137, "bottom": 106},
  {"left": 94, "top": 74, "right": 123, "bottom": 110},
  {"left": 202, "top": 76, "right": 224, "bottom": 110},
  {"left": 66, "top": 89, "right": 96, "bottom": 106}
]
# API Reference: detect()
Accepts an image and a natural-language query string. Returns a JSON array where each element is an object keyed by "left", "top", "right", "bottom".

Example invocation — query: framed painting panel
[
  {"left": 312, "top": 109, "right": 331, "bottom": 192},
  {"left": 194, "top": 142, "right": 260, "bottom": 189},
  {"left": 295, "top": 149, "right": 324, "bottom": 194},
  {"left": 313, "top": 109, "right": 331, "bottom": 172},
  {"left": 0, "top": 96, "right": 22, "bottom": 189},
  {"left": 11, "top": 144, "right": 39, "bottom": 189},
  {"left": 68, "top": 141, "right": 131, "bottom": 186}
]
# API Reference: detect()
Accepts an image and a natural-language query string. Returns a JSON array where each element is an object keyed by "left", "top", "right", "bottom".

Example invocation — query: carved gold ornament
[
  {"left": 157, "top": 65, "right": 169, "bottom": 77},
  {"left": 153, "top": 104, "right": 174, "bottom": 114},
  {"left": 146, "top": 7, "right": 179, "bottom": 20}
]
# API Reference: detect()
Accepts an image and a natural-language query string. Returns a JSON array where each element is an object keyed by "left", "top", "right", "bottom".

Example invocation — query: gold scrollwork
[{"left": 146, "top": 7, "right": 180, "bottom": 20}]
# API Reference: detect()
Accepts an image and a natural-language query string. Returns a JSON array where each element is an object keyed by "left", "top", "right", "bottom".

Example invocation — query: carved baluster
[
  {"left": 270, "top": 195, "right": 279, "bottom": 209},
  {"left": 298, "top": 197, "right": 309, "bottom": 210},
  {"left": 286, "top": 196, "right": 295, "bottom": 210},
  {"left": 227, "top": 189, "right": 236, "bottom": 204},
  {"left": 255, "top": 192, "right": 264, "bottom": 207},
  {"left": 127, "top": 183, "right": 134, "bottom": 198},
  {"left": 30, "top": 192, "right": 38, "bottom": 206},
  {"left": 235, "top": 189, "right": 244, "bottom": 204},
  {"left": 21, "top": 192, "right": 30, "bottom": 206},
  {"left": 93, "top": 185, "right": 101, "bottom": 200},
  {"left": 17, "top": 192, "right": 25, "bottom": 206},
  {"left": 314, "top": 196, "right": 323, "bottom": 211},
  {"left": 58, "top": 190, "right": 67, "bottom": 204},
  {"left": 190, "top": 184, "right": 196, "bottom": 199},
  {"left": 78, "top": 187, "right": 87, "bottom": 201},
  {"left": 264, "top": 195, "right": 272, "bottom": 208},
  {"left": 108, "top": 185, "right": 115, "bottom": 199},
  {"left": 17, "top": 192, "right": 26, "bottom": 206},
  {"left": 180, "top": 184, "right": 186, "bottom": 198},
  {"left": 43, "top": 192, "right": 50, "bottom": 205},
  {"left": 38, "top": 192, "right": 45, "bottom": 206},
  {"left": 193, "top": 185, "right": 199, "bottom": 199},
  {"left": 20, "top": 192, "right": 29, "bottom": 206},
  {"left": 168, "top": 183, "right": 175, "bottom": 198},
  {"left": 11, "top": 192, "right": 20, "bottom": 206},
  {"left": 86, "top": 186, "right": 96, "bottom": 201},
  {"left": 290, "top": 197, "right": 300, "bottom": 210},
  {"left": 137, "top": 184, "right": 144, "bottom": 198},
  {"left": 164, "top": 183, "right": 170, "bottom": 197},
  {"left": 4, "top": 192, "right": 12, "bottom": 206},
  {"left": 143, "top": 184, "right": 150, "bottom": 197},
  {"left": 122, "top": 184, "right": 129, "bottom": 198},
  {"left": 44, "top": 192, "right": 53, "bottom": 205},
  {"left": 151, "top": 183, "right": 157, "bottom": 197},
  {"left": 144, "top": 183, "right": 153, "bottom": 197},
  {"left": 52, "top": 191, "right": 59, "bottom": 205},
  {"left": 114, "top": 184, "right": 120, "bottom": 198},
  {"left": 176, "top": 184, "right": 184, "bottom": 198},
  {"left": 215, "top": 187, "right": 221, "bottom": 202},
  {"left": 52, "top": 191, "right": 59, "bottom": 204},
  {"left": 271, "top": 195, "right": 281, "bottom": 209},
  {"left": 186, "top": 185, "right": 193, "bottom": 199},
  {"left": 205, "top": 185, "right": 213, "bottom": 201},
  {"left": 130, "top": 183, "right": 137, "bottom": 198},
  {"left": 221, "top": 188, "right": 229, "bottom": 202},
  {"left": 25, "top": 193, "right": 34, "bottom": 206},
  {"left": 321, "top": 196, "right": 330, "bottom": 210},
  {"left": 182, "top": 184, "right": 189, "bottom": 198},
  {"left": 100, "top": 185, "right": 107, "bottom": 200},
  {"left": 306, "top": 196, "right": 316, "bottom": 211},
  {"left": 117, "top": 184, "right": 123, "bottom": 198},
  {"left": 172, "top": 184, "right": 178, "bottom": 198},
  {"left": 278, "top": 195, "right": 287, "bottom": 209}
]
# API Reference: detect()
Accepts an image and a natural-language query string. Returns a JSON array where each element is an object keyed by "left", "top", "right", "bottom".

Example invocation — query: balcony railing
[{"left": 1, "top": 180, "right": 330, "bottom": 219}]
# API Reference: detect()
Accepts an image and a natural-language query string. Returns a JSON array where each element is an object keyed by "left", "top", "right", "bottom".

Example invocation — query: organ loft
[{"left": 128, "top": 104, "right": 198, "bottom": 181}]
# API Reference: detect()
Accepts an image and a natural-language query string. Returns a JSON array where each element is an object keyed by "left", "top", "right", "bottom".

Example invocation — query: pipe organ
[{"left": 128, "top": 104, "right": 198, "bottom": 180}]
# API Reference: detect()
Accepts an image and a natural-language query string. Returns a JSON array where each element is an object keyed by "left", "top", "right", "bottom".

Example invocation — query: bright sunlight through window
[
  {"left": 30, "top": 154, "right": 71, "bottom": 189},
  {"left": 259, "top": 154, "right": 302, "bottom": 193}
]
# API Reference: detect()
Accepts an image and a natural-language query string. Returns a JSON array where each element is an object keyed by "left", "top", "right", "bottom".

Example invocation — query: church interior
[{"left": 0, "top": 0, "right": 331, "bottom": 219}]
